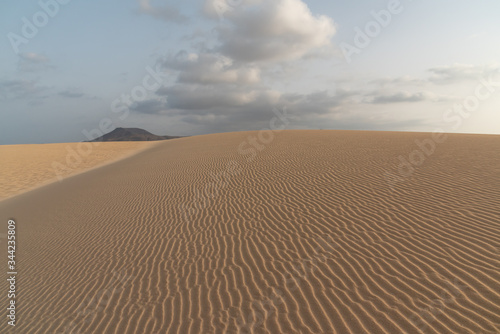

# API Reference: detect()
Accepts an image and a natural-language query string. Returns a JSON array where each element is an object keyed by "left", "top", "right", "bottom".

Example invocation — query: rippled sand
[{"left": 0, "top": 130, "right": 499, "bottom": 333}]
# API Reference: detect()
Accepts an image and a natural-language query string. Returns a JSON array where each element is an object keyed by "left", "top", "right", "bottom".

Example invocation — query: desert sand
[
  {"left": 0, "top": 130, "right": 499, "bottom": 334},
  {"left": 0, "top": 141, "right": 157, "bottom": 201}
]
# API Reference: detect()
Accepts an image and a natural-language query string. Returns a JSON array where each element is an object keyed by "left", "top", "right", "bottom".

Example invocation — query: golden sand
[
  {"left": 0, "top": 141, "right": 157, "bottom": 201},
  {"left": 0, "top": 130, "right": 499, "bottom": 333}
]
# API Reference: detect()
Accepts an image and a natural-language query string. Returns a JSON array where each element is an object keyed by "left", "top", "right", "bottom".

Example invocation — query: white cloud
[
  {"left": 203, "top": 0, "right": 260, "bottom": 19},
  {"left": 214, "top": 0, "right": 336, "bottom": 62},
  {"left": 160, "top": 51, "right": 261, "bottom": 85}
]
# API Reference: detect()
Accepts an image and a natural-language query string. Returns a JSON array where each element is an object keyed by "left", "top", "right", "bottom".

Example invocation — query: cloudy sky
[{"left": 1, "top": 0, "right": 499, "bottom": 144}]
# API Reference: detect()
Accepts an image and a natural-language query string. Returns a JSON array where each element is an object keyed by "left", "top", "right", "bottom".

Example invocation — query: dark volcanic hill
[{"left": 91, "top": 128, "right": 181, "bottom": 142}]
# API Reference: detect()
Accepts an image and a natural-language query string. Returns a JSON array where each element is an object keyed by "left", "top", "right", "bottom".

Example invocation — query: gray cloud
[
  {"left": 0, "top": 79, "right": 49, "bottom": 100},
  {"left": 369, "top": 76, "right": 426, "bottom": 88},
  {"left": 136, "top": 79, "right": 430, "bottom": 135},
  {"left": 131, "top": 99, "right": 168, "bottom": 114},
  {"left": 428, "top": 63, "right": 499, "bottom": 84},
  {"left": 369, "top": 64, "right": 500, "bottom": 88},
  {"left": 17, "top": 53, "right": 53, "bottom": 72},
  {"left": 368, "top": 91, "right": 428, "bottom": 104},
  {"left": 58, "top": 89, "right": 84, "bottom": 98},
  {"left": 156, "top": 84, "right": 276, "bottom": 111},
  {"left": 366, "top": 91, "right": 454, "bottom": 104},
  {"left": 153, "top": 84, "right": 340, "bottom": 120},
  {"left": 283, "top": 90, "right": 351, "bottom": 115},
  {"left": 138, "top": 0, "right": 188, "bottom": 23},
  {"left": 169, "top": 90, "right": 424, "bottom": 135}
]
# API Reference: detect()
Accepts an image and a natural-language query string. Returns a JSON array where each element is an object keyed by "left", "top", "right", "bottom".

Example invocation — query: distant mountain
[{"left": 90, "top": 128, "right": 182, "bottom": 142}]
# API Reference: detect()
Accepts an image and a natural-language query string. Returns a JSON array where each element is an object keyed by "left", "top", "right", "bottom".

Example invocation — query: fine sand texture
[
  {"left": 0, "top": 141, "right": 157, "bottom": 201},
  {"left": 0, "top": 130, "right": 499, "bottom": 334}
]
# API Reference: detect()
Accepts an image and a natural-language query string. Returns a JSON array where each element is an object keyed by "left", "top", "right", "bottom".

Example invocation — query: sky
[{"left": 1, "top": 0, "right": 499, "bottom": 144}]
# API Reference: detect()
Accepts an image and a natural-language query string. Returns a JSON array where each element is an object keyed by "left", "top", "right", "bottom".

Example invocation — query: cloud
[
  {"left": 144, "top": 0, "right": 468, "bottom": 134},
  {"left": 146, "top": 0, "right": 338, "bottom": 127},
  {"left": 156, "top": 84, "right": 274, "bottom": 111},
  {"left": 167, "top": 92, "right": 289, "bottom": 130},
  {"left": 0, "top": 79, "right": 49, "bottom": 100},
  {"left": 17, "top": 53, "right": 53, "bottom": 72},
  {"left": 130, "top": 99, "right": 168, "bottom": 114},
  {"left": 214, "top": 0, "right": 336, "bottom": 63},
  {"left": 366, "top": 91, "right": 454, "bottom": 104},
  {"left": 203, "top": 0, "right": 259, "bottom": 19},
  {"left": 369, "top": 76, "right": 425, "bottom": 87},
  {"left": 369, "top": 64, "right": 500, "bottom": 88},
  {"left": 154, "top": 87, "right": 418, "bottom": 134},
  {"left": 428, "top": 63, "right": 500, "bottom": 84},
  {"left": 159, "top": 51, "right": 261, "bottom": 85},
  {"left": 58, "top": 89, "right": 85, "bottom": 98},
  {"left": 138, "top": 0, "right": 187, "bottom": 23},
  {"left": 19, "top": 52, "right": 49, "bottom": 63},
  {"left": 282, "top": 90, "right": 351, "bottom": 115},
  {"left": 153, "top": 83, "right": 340, "bottom": 122},
  {"left": 368, "top": 91, "right": 428, "bottom": 104}
]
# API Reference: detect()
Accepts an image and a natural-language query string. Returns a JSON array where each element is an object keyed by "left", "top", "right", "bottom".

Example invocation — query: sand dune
[
  {"left": 0, "top": 130, "right": 499, "bottom": 334},
  {"left": 0, "top": 141, "right": 157, "bottom": 201}
]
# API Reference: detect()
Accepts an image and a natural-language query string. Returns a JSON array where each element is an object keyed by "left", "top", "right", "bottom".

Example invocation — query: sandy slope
[
  {"left": 0, "top": 141, "right": 157, "bottom": 201},
  {"left": 0, "top": 130, "right": 499, "bottom": 334}
]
